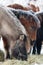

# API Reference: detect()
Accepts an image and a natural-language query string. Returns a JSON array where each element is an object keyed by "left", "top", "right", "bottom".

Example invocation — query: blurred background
[{"left": 0, "top": 0, "right": 43, "bottom": 10}]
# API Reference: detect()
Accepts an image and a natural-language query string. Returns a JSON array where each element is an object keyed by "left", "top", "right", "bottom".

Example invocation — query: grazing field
[{"left": 0, "top": 55, "right": 43, "bottom": 65}]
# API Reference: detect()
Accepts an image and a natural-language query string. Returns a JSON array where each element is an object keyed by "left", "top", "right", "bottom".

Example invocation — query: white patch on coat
[{"left": 0, "top": 37, "right": 6, "bottom": 59}]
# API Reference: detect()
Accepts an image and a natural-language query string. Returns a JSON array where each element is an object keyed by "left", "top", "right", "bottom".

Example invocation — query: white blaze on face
[{"left": 0, "top": 37, "right": 6, "bottom": 59}]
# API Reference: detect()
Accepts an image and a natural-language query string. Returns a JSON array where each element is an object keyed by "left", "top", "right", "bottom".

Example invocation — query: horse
[
  {"left": 28, "top": 4, "right": 40, "bottom": 12},
  {"left": 8, "top": 8, "right": 40, "bottom": 41},
  {"left": 32, "top": 11, "right": 43, "bottom": 54},
  {"left": 12, "top": 34, "right": 28, "bottom": 60},
  {"left": 8, "top": 3, "right": 40, "bottom": 12},
  {"left": 0, "top": 6, "right": 31, "bottom": 60},
  {"left": 7, "top": 8, "right": 41, "bottom": 54},
  {"left": 8, "top": 4, "right": 29, "bottom": 11}
]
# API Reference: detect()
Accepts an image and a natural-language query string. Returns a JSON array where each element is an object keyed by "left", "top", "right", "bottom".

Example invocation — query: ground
[{"left": 0, "top": 55, "right": 43, "bottom": 65}]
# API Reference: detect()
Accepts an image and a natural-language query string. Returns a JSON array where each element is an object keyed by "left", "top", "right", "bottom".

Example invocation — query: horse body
[
  {"left": 32, "top": 11, "right": 43, "bottom": 54},
  {"left": 8, "top": 4, "right": 40, "bottom": 12},
  {"left": 0, "top": 6, "right": 31, "bottom": 60},
  {"left": 8, "top": 8, "right": 40, "bottom": 41}
]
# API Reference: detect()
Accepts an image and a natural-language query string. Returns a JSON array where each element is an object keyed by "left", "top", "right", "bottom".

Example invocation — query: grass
[{"left": 0, "top": 55, "right": 43, "bottom": 65}]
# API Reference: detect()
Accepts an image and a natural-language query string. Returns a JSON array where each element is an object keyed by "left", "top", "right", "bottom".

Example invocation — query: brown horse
[
  {"left": 0, "top": 6, "right": 30, "bottom": 60},
  {"left": 28, "top": 4, "right": 40, "bottom": 12},
  {"left": 8, "top": 8, "right": 40, "bottom": 41},
  {"left": 8, "top": 4, "right": 40, "bottom": 12}
]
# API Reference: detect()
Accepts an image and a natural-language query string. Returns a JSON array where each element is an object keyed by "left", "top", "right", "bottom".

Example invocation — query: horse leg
[
  {"left": 5, "top": 43, "right": 11, "bottom": 59},
  {"left": 36, "top": 40, "right": 42, "bottom": 54},
  {"left": 6, "top": 49, "right": 10, "bottom": 59},
  {"left": 32, "top": 41, "right": 36, "bottom": 54}
]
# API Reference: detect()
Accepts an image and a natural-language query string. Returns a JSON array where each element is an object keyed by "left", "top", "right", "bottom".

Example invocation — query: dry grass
[{"left": 0, "top": 55, "right": 43, "bottom": 65}]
